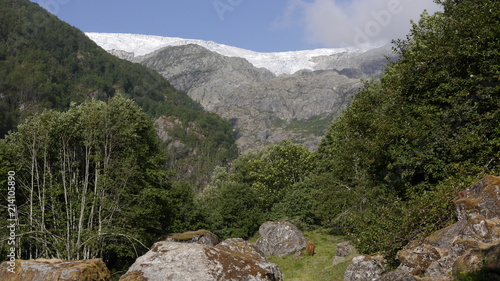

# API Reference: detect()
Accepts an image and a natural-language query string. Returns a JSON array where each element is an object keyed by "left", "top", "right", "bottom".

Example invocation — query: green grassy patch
[
  {"left": 267, "top": 229, "right": 357, "bottom": 281},
  {"left": 284, "top": 115, "right": 333, "bottom": 136}
]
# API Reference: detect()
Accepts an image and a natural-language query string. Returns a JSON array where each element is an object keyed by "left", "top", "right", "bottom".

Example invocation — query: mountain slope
[
  {"left": 0, "top": 0, "right": 237, "bottom": 184},
  {"left": 89, "top": 33, "right": 393, "bottom": 150}
]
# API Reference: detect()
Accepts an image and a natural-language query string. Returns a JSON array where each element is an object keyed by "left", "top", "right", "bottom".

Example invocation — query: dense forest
[{"left": 0, "top": 0, "right": 499, "bottom": 277}]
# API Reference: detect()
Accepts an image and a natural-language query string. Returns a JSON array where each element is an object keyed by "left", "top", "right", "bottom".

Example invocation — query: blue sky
[{"left": 31, "top": 0, "right": 441, "bottom": 52}]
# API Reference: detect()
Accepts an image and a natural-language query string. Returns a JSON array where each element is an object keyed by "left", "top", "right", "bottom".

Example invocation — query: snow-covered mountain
[
  {"left": 86, "top": 32, "right": 382, "bottom": 76},
  {"left": 86, "top": 32, "right": 393, "bottom": 151}
]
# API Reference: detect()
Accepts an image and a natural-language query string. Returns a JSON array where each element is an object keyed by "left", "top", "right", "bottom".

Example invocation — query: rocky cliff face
[
  {"left": 135, "top": 44, "right": 391, "bottom": 151},
  {"left": 90, "top": 34, "right": 393, "bottom": 151}
]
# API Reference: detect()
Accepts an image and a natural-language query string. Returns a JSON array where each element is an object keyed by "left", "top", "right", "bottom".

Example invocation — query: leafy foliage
[
  {"left": 198, "top": 140, "right": 317, "bottom": 239},
  {"left": 313, "top": 0, "right": 499, "bottom": 261}
]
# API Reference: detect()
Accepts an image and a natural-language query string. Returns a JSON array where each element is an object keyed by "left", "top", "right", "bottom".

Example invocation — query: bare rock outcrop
[
  {"left": 120, "top": 240, "right": 282, "bottom": 281},
  {"left": 254, "top": 221, "right": 308, "bottom": 257},
  {"left": 372, "top": 175, "right": 500, "bottom": 281},
  {"left": 0, "top": 258, "right": 111, "bottom": 281}
]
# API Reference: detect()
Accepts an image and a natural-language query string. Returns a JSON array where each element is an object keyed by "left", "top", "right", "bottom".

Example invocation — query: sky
[{"left": 30, "top": 0, "right": 441, "bottom": 52}]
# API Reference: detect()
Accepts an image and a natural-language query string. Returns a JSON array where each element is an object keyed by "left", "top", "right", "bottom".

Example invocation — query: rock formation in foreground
[
  {"left": 0, "top": 258, "right": 111, "bottom": 281},
  {"left": 344, "top": 175, "right": 500, "bottom": 281},
  {"left": 120, "top": 240, "right": 282, "bottom": 281},
  {"left": 162, "top": 229, "right": 221, "bottom": 246}
]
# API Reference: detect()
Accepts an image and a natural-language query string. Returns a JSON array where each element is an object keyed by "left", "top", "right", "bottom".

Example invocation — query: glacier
[{"left": 86, "top": 32, "right": 382, "bottom": 76}]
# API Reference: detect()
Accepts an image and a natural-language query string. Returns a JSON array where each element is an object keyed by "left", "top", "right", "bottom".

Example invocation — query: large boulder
[
  {"left": 120, "top": 240, "right": 282, "bottom": 281},
  {"left": 254, "top": 221, "right": 307, "bottom": 257},
  {"left": 382, "top": 175, "right": 500, "bottom": 281},
  {"left": 162, "top": 229, "right": 221, "bottom": 246},
  {"left": 0, "top": 258, "right": 111, "bottom": 281},
  {"left": 215, "top": 238, "right": 265, "bottom": 260}
]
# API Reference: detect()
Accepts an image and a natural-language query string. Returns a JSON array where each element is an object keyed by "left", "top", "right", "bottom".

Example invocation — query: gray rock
[
  {"left": 377, "top": 268, "right": 417, "bottom": 281},
  {"left": 455, "top": 175, "right": 500, "bottom": 221},
  {"left": 215, "top": 238, "right": 265, "bottom": 260},
  {"left": 344, "top": 255, "right": 386, "bottom": 281},
  {"left": 255, "top": 221, "right": 307, "bottom": 257},
  {"left": 163, "top": 229, "right": 221, "bottom": 246},
  {"left": 335, "top": 241, "right": 354, "bottom": 257},
  {"left": 120, "top": 241, "right": 282, "bottom": 281}
]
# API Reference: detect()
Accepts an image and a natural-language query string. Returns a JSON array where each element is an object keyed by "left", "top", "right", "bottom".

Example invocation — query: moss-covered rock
[
  {"left": 381, "top": 176, "right": 500, "bottom": 280},
  {"left": 0, "top": 258, "right": 111, "bottom": 281},
  {"left": 120, "top": 241, "right": 282, "bottom": 281},
  {"left": 162, "top": 229, "right": 221, "bottom": 246}
]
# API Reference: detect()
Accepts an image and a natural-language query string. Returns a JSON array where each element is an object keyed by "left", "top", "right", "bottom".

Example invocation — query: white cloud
[{"left": 276, "top": 0, "right": 442, "bottom": 48}]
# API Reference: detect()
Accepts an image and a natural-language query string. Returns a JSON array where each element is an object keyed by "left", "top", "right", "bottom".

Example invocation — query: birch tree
[{"left": 2, "top": 96, "right": 172, "bottom": 262}]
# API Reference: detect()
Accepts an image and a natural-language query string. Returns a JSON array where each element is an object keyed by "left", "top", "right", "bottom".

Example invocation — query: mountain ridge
[{"left": 86, "top": 32, "right": 386, "bottom": 76}]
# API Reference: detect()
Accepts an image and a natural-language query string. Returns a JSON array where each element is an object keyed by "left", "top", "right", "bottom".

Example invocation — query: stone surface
[
  {"left": 254, "top": 221, "right": 308, "bottom": 257},
  {"left": 455, "top": 175, "right": 500, "bottom": 221},
  {"left": 215, "top": 238, "right": 265, "bottom": 260},
  {"left": 335, "top": 241, "right": 354, "bottom": 257},
  {"left": 332, "top": 241, "right": 354, "bottom": 266},
  {"left": 377, "top": 268, "right": 417, "bottom": 281},
  {"left": 120, "top": 241, "right": 282, "bottom": 281},
  {"left": 387, "top": 175, "right": 500, "bottom": 281},
  {"left": 0, "top": 258, "right": 111, "bottom": 281},
  {"left": 344, "top": 255, "right": 386, "bottom": 281},
  {"left": 163, "top": 229, "right": 221, "bottom": 246}
]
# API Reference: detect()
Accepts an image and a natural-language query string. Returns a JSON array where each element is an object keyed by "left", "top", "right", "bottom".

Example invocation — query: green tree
[
  {"left": 231, "top": 140, "right": 314, "bottom": 212},
  {"left": 198, "top": 140, "right": 316, "bottom": 238},
  {"left": 0, "top": 97, "right": 173, "bottom": 266},
  {"left": 197, "top": 180, "right": 262, "bottom": 239}
]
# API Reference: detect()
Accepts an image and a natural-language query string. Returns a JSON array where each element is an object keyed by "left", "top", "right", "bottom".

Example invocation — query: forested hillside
[{"left": 0, "top": 0, "right": 237, "bottom": 184}]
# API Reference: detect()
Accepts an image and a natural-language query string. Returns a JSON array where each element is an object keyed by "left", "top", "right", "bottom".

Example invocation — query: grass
[
  {"left": 270, "top": 115, "right": 333, "bottom": 137},
  {"left": 284, "top": 115, "right": 333, "bottom": 136},
  {"left": 266, "top": 229, "right": 357, "bottom": 281}
]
